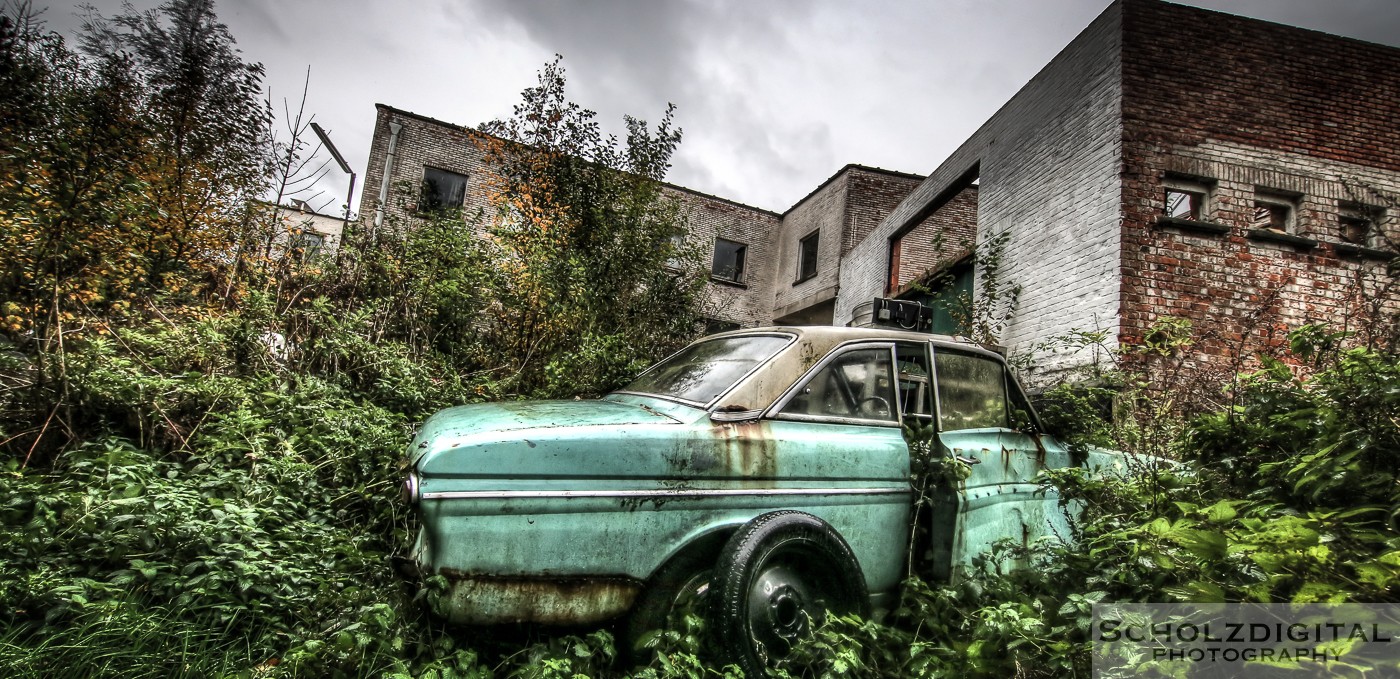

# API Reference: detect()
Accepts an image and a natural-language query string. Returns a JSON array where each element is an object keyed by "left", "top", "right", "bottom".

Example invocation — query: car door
[
  {"left": 764, "top": 342, "right": 913, "bottom": 599},
  {"left": 927, "top": 346, "right": 1073, "bottom": 578}
]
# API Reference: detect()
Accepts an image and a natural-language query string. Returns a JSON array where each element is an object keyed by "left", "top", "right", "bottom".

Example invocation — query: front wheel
[
  {"left": 623, "top": 545, "right": 716, "bottom": 662},
  {"left": 709, "top": 511, "right": 869, "bottom": 676}
]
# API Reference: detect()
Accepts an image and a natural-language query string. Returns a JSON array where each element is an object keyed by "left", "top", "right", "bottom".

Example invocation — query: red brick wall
[
  {"left": 1122, "top": 0, "right": 1400, "bottom": 173},
  {"left": 890, "top": 185, "right": 979, "bottom": 292},
  {"left": 842, "top": 168, "right": 926, "bottom": 256},
  {"left": 1119, "top": 0, "right": 1400, "bottom": 367}
]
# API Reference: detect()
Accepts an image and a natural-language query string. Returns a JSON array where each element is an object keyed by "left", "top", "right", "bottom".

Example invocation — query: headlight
[{"left": 401, "top": 473, "right": 419, "bottom": 505}]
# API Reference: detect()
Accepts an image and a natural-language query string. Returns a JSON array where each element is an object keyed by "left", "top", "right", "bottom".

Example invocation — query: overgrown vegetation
[
  {"left": 2, "top": 2, "right": 1396, "bottom": 678},
  {"left": 0, "top": 3, "right": 705, "bottom": 676}
]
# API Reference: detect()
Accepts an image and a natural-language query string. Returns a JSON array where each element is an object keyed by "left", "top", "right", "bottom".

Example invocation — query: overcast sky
[{"left": 36, "top": 0, "right": 1400, "bottom": 216}]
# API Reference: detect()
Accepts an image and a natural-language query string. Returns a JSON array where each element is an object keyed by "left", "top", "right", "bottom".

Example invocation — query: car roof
[
  {"left": 702, "top": 326, "right": 1008, "bottom": 413},
  {"left": 706, "top": 325, "right": 1002, "bottom": 355}
]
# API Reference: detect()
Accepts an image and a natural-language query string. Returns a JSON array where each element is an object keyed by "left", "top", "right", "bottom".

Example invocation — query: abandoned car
[{"left": 402, "top": 323, "right": 1119, "bottom": 674}]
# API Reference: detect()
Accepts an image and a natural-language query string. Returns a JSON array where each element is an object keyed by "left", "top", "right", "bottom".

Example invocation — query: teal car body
[{"left": 403, "top": 326, "right": 1115, "bottom": 627}]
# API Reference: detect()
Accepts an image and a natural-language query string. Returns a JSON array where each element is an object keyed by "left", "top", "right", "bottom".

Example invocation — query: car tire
[
  {"left": 622, "top": 542, "right": 718, "bottom": 662},
  {"left": 709, "top": 511, "right": 869, "bottom": 676}
]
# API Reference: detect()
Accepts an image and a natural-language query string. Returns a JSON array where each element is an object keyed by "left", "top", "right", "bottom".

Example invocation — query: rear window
[{"left": 622, "top": 335, "right": 790, "bottom": 404}]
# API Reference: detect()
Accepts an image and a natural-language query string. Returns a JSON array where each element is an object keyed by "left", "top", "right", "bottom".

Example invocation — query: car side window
[
  {"left": 933, "top": 350, "right": 1008, "bottom": 430},
  {"left": 782, "top": 347, "right": 897, "bottom": 422},
  {"left": 896, "top": 342, "right": 933, "bottom": 423}
]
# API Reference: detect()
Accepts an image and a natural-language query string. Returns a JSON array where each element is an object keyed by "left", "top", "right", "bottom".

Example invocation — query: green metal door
[{"left": 928, "top": 347, "right": 1073, "bottom": 579}]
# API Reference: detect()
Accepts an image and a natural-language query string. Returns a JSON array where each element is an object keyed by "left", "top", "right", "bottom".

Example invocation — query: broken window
[
  {"left": 661, "top": 231, "right": 687, "bottom": 270},
  {"left": 1251, "top": 191, "right": 1298, "bottom": 233},
  {"left": 420, "top": 167, "right": 468, "bottom": 213},
  {"left": 1339, "top": 203, "right": 1382, "bottom": 246},
  {"left": 294, "top": 231, "right": 325, "bottom": 260},
  {"left": 703, "top": 318, "right": 741, "bottom": 335},
  {"left": 797, "top": 230, "right": 819, "bottom": 282},
  {"left": 711, "top": 237, "right": 747, "bottom": 283},
  {"left": 1166, "top": 189, "right": 1203, "bottom": 220},
  {"left": 1163, "top": 176, "right": 1212, "bottom": 221}
]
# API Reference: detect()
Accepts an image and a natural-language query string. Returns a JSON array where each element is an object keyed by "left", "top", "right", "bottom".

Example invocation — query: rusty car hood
[{"left": 409, "top": 397, "right": 686, "bottom": 465}]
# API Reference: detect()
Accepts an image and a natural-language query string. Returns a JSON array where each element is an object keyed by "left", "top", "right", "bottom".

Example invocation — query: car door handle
[{"left": 954, "top": 454, "right": 981, "bottom": 465}]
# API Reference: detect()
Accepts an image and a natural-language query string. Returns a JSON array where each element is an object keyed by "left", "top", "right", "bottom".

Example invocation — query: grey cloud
[{"left": 22, "top": 0, "right": 1400, "bottom": 214}]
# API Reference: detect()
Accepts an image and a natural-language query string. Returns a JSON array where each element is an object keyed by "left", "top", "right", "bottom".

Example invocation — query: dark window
[
  {"left": 1252, "top": 202, "right": 1290, "bottom": 232},
  {"left": 797, "top": 230, "right": 819, "bottom": 282},
  {"left": 783, "top": 347, "right": 897, "bottom": 422},
  {"left": 1340, "top": 204, "right": 1382, "bottom": 246},
  {"left": 704, "top": 318, "right": 741, "bottom": 335},
  {"left": 1341, "top": 216, "right": 1370, "bottom": 245},
  {"left": 933, "top": 350, "right": 1007, "bottom": 430},
  {"left": 420, "top": 167, "right": 468, "bottom": 213},
  {"left": 887, "top": 238, "right": 901, "bottom": 294},
  {"left": 711, "top": 238, "right": 747, "bottom": 283},
  {"left": 1252, "top": 191, "right": 1297, "bottom": 234}
]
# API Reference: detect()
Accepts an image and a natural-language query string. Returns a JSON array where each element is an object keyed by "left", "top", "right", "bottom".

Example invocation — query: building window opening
[
  {"left": 711, "top": 237, "right": 747, "bottom": 283},
  {"left": 420, "top": 167, "right": 468, "bottom": 213},
  {"left": 797, "top": 230, "right": 819, "bottom": 283},
  {"left": 1339, "top": 203, "right": 1382, "bottom": 247},
  {"left": 1165, "top": 188, "right": 1203, "bottom": 220},
  {"left": 1251, "top": 191, "right": 1298, "bottom": 234},
  {"left": 1162, "top": 176, "right": 1212, "bottom": 221},
  {"left": 295, "top": 231, "right": 325, "bottom": 260},
  {"left": 703, "top": 318, "right": 741, "bottom": 335}
]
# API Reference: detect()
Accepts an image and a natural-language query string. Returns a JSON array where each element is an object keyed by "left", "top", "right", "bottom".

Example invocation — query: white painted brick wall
[{"left": 835, "top": 3, "right": 1126, "bottom": 379}]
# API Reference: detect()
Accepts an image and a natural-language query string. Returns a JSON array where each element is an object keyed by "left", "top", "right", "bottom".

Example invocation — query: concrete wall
[
  {"left": 836, "top": 2, "right": 1125, "bottom": 381},
  {"left": 770, "top": 171, "right": 848, "bottom": 324}
]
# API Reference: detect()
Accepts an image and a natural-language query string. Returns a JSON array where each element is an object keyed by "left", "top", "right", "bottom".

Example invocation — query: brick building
[
  {"left": 839, "top": 0, "right": 1399, "bottom": 380},
  {"left": 359, "top": 0, "right": 1397, "bottom": 380},
  {"left": 358, "top": 104, "right": 961, "bottom": 332}
]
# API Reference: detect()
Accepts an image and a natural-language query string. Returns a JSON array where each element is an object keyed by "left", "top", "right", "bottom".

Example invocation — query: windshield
[{"left": 621, "top": 335, "right": 791, "bottom": 405}]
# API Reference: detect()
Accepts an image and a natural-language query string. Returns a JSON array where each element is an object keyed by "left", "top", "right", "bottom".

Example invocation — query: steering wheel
[{"left": 858, "top": 396, "right": 892, "bottom": 420}]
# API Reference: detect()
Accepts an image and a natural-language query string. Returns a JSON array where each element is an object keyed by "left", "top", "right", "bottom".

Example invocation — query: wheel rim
[
  {"left": 670, "top": 570, "right": 710, "bottom": 622},
  {"left": 745, "top": 559, "right": 826, "bottom": 660}
]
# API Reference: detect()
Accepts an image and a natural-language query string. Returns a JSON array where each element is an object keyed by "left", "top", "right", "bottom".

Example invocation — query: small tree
[
  {"left": 473, "top": 57, "right": 707, "bottom": 397},
  {"left": 79, "top": 0, "right": 273, "bottom": 301},
  {"left": 0, "top": 8, "right": 150, "bottom": 354}
]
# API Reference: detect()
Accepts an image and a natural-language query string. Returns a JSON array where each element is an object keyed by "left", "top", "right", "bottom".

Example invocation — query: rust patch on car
[
  {"left": 435, "top": 569, "right": 642, "bottom": 625},
  {"left": 711, "top": 419, "right": 777, "bottom": 481}
]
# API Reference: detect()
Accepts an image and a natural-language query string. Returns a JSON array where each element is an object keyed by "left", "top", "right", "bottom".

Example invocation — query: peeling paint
[
  {"left": 437, "top": 569, "right": 641, "bottom": 625},
  {"left": 711, "top": 420, "right": 778, "bottom": 481}
]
